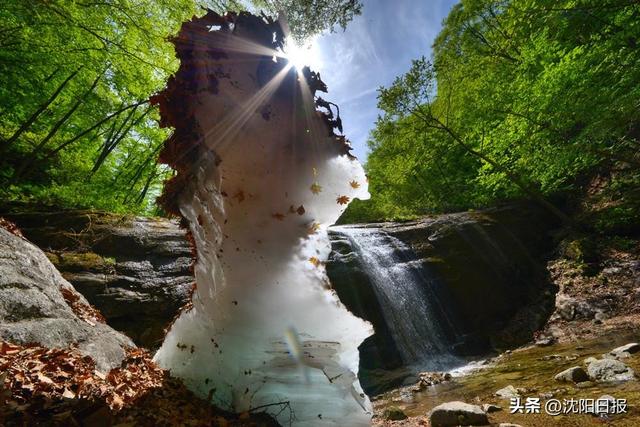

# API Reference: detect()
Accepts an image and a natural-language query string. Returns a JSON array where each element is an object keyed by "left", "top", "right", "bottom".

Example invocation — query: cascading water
[{"left": 331, "top": 225, "right": 462, "bottom": 372}]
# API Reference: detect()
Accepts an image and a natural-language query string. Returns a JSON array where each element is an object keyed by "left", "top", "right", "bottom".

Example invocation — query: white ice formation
[{"left": 152, "top": 11, "right": 373, "bottom": 426}]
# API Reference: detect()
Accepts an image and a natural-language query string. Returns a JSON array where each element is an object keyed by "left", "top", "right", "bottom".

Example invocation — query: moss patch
[{"left": 52, "top": 251, "right": 116, "bottom": 273}]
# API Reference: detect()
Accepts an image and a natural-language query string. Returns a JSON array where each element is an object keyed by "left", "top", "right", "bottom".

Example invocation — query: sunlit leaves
[
  {"left": 345, "top": 0, "right": 640, "bottom": 223},
  {"left": 0, "top": 1, "right": 214, "bottom": 214},
  {"left": 252, "top": 0, "right": 363, "bottom": 42}
]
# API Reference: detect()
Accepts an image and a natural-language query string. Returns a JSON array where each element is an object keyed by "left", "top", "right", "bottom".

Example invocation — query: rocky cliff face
[
  {"left": 0, "top": 208, "right": 194, "bottom": 349},
  {"left": 327, "top": 203, "right": 561, "bottom": 393},
  {"left": 0, "top": 226, "right": 134, "bottom": 372},
  {"left": 384, "top": 204, "right": 560, "bottom": 349}
]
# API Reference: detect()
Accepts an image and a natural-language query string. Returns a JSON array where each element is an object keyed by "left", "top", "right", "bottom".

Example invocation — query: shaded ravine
[{"left": 332, "top": 225, "right": 463, "bottom": 370}]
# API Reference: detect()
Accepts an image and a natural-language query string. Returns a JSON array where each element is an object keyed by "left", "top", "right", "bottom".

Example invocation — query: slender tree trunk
[
  {"left": 135, "top": 168, "right": 157, "bottom": 205},
  {"left": 91, "top": 106, "right": 136, "bottom": 174},
  {"left": 11, "top": 70, "right": 103, "bottom": 183},
  {"left": 0, "top": 68, "right": 81, "bottom": 153},
  {"left": 45, "top": 100, "right": 148, "bottom": 158},
  {"left": 91, "top": 106, "right": 151, "bottom": 174}
]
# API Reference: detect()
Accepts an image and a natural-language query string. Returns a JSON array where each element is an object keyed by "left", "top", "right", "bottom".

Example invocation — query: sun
[{"left": 282, "top": 38, "right": 322, "bottom": 71}]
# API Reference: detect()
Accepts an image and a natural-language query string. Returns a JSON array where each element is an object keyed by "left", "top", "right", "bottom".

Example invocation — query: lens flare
[{"left": 282, "top": 38, "right": 322, "bottom": 71}]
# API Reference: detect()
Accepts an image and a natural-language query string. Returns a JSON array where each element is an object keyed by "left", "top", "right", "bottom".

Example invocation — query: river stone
[
  {"left": 482, "top": 403, "right": 502, "bottom": 413},
  {"left": 495, "top": 385, "right": 520, "bottom": 399},
  {"left": 609, "top": 343, "right": 640, "bottom": 358},
  {"left": 575, "top": 381, "right": 595, "bottom": 388},
  {"left": 0, "top": 228, "right": 134, "bottom": 372},
  {"left": 428, "top": 401, "right": 488, "bottom": 427},
  {"left": 382, "top": 406, "right": 408, "bottom": 421},
  {"left": 586, "top": 358, "right": 635, "bottom": 382},
  {"left": 554, "top": 366, "right": 589, "bottom": 383}
]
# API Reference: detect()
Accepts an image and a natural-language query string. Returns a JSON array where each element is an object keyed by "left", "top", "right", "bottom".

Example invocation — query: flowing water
[{"left": 332, "top": 225, "right": 463, "bottom": 372}]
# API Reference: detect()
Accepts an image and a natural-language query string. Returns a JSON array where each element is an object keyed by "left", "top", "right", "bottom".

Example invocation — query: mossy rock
[
  {"left": 55, "top": 251, "right": 115, "bottom": 273},
  {"left": 382, "top": 406, "right": 408, "bottom": 421}
]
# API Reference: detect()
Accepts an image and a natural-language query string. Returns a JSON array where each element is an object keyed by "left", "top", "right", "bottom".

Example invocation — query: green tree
[
  {"left": 252, "top": 0, "right": 363, "bottom": 41},
  {"left": 348, "top": 0, "right": 640, "bottom": 226},
  {"left": 1, "top": 0, "right": 364, "bottom": 214}
]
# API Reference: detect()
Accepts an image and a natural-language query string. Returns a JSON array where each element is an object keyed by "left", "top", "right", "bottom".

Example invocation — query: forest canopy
[
  {"left": 0, "top": 0, "right": 362, "bottom": 214},
  {"left": 2, "top": 0, "right": 638, "bottom": 227},
  {"left": 342, "top": 0, "right": 640, "bottom": 230}
]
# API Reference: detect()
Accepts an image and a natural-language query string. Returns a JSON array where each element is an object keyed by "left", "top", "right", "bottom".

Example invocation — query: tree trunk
[
  {"left": 45, "top": 101, "right": 148, "bottom": 159},
  {"left": 11, "top": 70, "right": 103, "bottom": 183},
  {"left": 0, "top": 68, "right": 81, "bottom": 153}
]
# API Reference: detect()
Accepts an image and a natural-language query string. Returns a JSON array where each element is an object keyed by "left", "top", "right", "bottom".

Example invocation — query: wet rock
[
  {"left": 495, "top": 385, "right": 520, "bottom": 399},
  {"left": 428, "top": 401, "right": 488, "bottom": 427},
  {"left": 539, "top": 388, "right": 568, "bottom": 399},
  {"left": 554, "top": 366, "right": 589, "bottom": 383},
  {"left": 413, "top": 371, "right": 453, "bottom": 391},
  {"left": 594, "top": 310, "right": 607, "bottom": 324},
  {"left": 586, "top": 358, "right": 635, "bottom": 382},
  {"left": 575, "top": 381, "right": 595, "bottom": 388},
  {"left": 382, "top": 406, "right": 408, "bottom": 421},
  {"left": 535, "top": 336, "right": 555, "bottom": 346},
  {"left": 609, "top": 343, "right": 640, "bottom": 359},
  {"left": 481, "top": 403, "right": 502, "bottom": 413},
  {"left": 0, "top": 228, "right": 134, "bottom": 372}
]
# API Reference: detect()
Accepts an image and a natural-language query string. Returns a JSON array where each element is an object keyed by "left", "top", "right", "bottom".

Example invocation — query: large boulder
[
  {"left": 0, "top": 208, "right": 194, "bottom": 348},
  {"left": 428, "top": 401, "right": 488, "bottom": 427},
  {"left": 0, "top": 227, "right": 134, "bottom": 372},
  {"left": 586, "top": 358, "right": 635, "bottom": 383},
  {"left": 554, "top": 366, "right": 589, "bottom": 383}
]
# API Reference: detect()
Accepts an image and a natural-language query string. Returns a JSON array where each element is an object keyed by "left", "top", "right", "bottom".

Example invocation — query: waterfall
[{"left": 332, "top": 225, "right": 462, "bottom": 372}]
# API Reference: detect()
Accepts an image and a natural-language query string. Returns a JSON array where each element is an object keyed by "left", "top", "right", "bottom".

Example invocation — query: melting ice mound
[{"left": 151, "top": 11, "right": 373, "bottom": 426}]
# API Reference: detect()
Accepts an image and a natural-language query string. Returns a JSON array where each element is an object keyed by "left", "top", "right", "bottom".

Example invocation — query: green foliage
[
  {"left": 349, "top": 0, "right": 640, "bottom": 224},
  {"left": 0, "top": 0, "right": 209, "bottom": 214},
  {"left": 1, "top": 1, "right": 362, "bottom": 215},
  {"left": 251, "top": 0, "right": 363, "bottom": 41}
]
